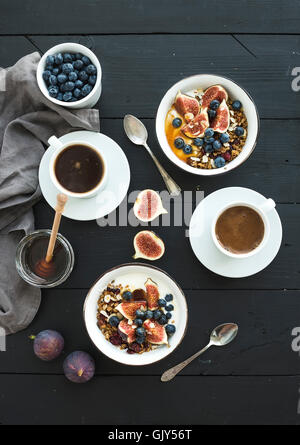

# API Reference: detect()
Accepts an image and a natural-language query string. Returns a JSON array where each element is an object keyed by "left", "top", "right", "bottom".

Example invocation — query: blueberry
[
  {"left": 82, "top": 56, "right": 91, "bottom": 66},
  {"left": 122, "top": 291, "right": 132, "bottom": 301},
  {"left": 57, "top": 93, "right": 63, "bottom": 101},
  {"left": 214, "top": 156, "right": 226, "bottom": 168},
  {"left": 46, "top": 55, "right": 55, "bottom": 65},
  {"left": 62, "top": 63, "right": 74, "bottom": 75},
  {"left": 75, "top": 53, "right": 82, "bottom": 60},
  {"left": 42, "top": 70, "right": 51, "bottom": 82},
  {"left": 165, "top": 294, "right": 173, "bottom": 302},
  {"left": 220, "top": 133, "right": 230, "bottom": 144},
  {"left": 136, "top": 309, "right": 145, "bottom": 319},
  {"left": 88, "top": 75, "right": 97, "bottom": 86},
  {"left": 86, "top": 64, "right": 97, "bottom": 75},
  {"left": 49, "top": 75, "right": 57, "bottom": 86},
  {"left": 205, "top": 144, "right": 214, "bottom": 154},
  {"left": 63, "top": 53, "right": 73, "bottom": 63},
  {"left": 57, "top": 73, "right": 67, "bottom": 84},
  {"left": 183, "top": 144, "right": 193, "bottom": 154},
  {"left": 158, "top": 315, "right": 167, "bottom": 325},
  {"left": 70, "top": 97, "right": 78, "bottom": 102},
  {"left": 82, "top": 84, "right": 92, "bottom": 97},
  {"left": 134, "top": 318, "right": 143, "bottom": 327},
  {"left": 60, "top": 83, "right": 67, "bottom": 92},
  {"left": 75, "top": 79, "right": 83, "bottom": 89},
  {"left": 52, "top": 67, "right": 60, "bottom": 76},
  {"left": 165, "top": 324, "right": 176, "bottom": 335},
  {"left": 208, "top": 109, "right": 217, "bottom": 119},
  {"left": 54, "top": 53, "right": 63, "bottom": 65},
  {"left": 234, "top": 126, "right": 244, "bottom": 136},
  {"left": 63, "top": 92, "right": 73, "bottom": 102},
  {"left": 232, "top": 100, "right": 242, "bottom": 110},
  {"left": 174, "top": 137, "right": 185, "bottom": 149},
  {"left": 204, "top": 128, "right": 214, "bottom": 138},
  {"left": 145, "top": 310, "right": 153, "bottom": 319},
  {"left": 165, "top": 304, "right": 174, "bottom": 312},
  {"left": 204, "top": 136, "right": 215, "bottom": 144},
  {"left": 136, "top": 327, "right": 145, "bottom": 337},
  {"left": 136, "top": 336, "right": 145, "bottom": 345},
  {"left": 71, "top": 54, "right": 76, "bottom": 61},
  {"left": 45, "top": 64, "right": 53, "bottom": 72},
  {"left": 210, "top": 99, "right": 220, "bottom": 110},
  {"left": 48, "top": 86, "right": 59, "bottom": 98},
  {"left": 193, "top": 138, "right": 203, "bottom": 147},
  {"left": 78, "top": 70, "right": 89, "bottom": 82},
  {"left": 213, "top": 140, "right": 222, "bottom": 150},
  {"left": 68, "top": 71, "right": 78, "bottom": 82},
  {"left": 109, "top": 315, "right": 120, "bottom": 327},
  {"left": 166, "top": 312, "right": 172, "bottom": 320},
  {"left": 64, "top": 81, "right": 75, "bottom": 92},
  {"left": 158, "top": 299, "right": 166, "bottom": 308},
  {"left": 172, "top": 117, "right": 182, "bottom": 128},
  {"left": 153, "top": 310, "right": 162, "bottom": 320},
  {"left": 73, "top": 59, "right": 84, "bottom": 70}
]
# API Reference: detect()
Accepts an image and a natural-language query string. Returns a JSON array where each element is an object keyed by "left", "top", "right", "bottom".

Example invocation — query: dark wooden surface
[{"left": 1, "top": 0, "right": 300, "bottom": 426}]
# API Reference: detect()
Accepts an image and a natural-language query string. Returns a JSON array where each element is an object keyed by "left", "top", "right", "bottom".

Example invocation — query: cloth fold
[{"left": 0, "top": 52, "right": 100, "bottom": 334}]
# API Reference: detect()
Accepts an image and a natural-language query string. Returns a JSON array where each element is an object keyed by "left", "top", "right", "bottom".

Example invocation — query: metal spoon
[
  {"left": 161, "top": 323, "right": 238, "bottom": 382},
  {"left": 123, "top": 114, "right": 181, "bottom": 196}
]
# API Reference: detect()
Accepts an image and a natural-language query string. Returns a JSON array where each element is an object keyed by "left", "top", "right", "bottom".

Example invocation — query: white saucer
[
  {"left": 39, "top": 131, "right": 130, "bottom": 221},
  {"left": 189, "top": 187, "right": 282, "bottom": 278}
]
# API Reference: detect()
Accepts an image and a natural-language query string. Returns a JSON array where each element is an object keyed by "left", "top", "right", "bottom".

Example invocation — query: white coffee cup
[
  {"left": 48, "top": 135, "right": 107, "bottom": 199},
  {"left": 211, "top": 198, "right": 276, "bottom": 259}
]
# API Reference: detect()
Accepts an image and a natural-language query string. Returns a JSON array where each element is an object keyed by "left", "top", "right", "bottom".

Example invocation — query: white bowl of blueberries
[{"left": 37, "top": 42, "right": 102, "bottom": 109}]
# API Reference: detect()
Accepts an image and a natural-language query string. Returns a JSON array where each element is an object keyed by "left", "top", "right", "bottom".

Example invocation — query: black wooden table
[{"left": 1, "top": 0, "right": 300, "bottom": 426}]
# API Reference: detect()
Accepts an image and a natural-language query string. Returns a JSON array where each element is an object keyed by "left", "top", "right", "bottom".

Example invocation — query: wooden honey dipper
[{"left": 34, "top": 194, "right": 68, "bottom": 279}]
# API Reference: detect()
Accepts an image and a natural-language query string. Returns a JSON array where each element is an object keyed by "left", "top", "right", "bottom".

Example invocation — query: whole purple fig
[
  {"left": 63, "top": 351, "right": 95, "bottom": 384},
  {"left": 33, "top": 330, "right": 64, "bottom": 361}
]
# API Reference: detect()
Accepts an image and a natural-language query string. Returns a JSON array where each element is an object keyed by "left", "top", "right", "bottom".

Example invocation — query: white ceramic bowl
[
  {"left": 156, "top": 74, "right": 259, "bottom": 176},
  {"left": 37, "top": 42, "right": 102, "bottom": 109},
  {"left": 83, "top": 263, "right": 188, "bottom": 366}
]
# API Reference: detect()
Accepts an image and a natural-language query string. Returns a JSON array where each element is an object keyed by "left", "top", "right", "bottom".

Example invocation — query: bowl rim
[
  {"left": 36, "top": 42, "right": 102, "bottom": 108},
  {"left": 155, "top": 73, "right": 260, "bottom": 176},
  {"left": 83, "top": 262, "right": 189, "bottom": 366}
]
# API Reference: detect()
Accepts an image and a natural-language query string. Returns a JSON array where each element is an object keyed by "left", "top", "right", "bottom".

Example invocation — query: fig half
[
  {"left": 201, "top": 85, "right": 228, "bottom": 109},
  {"left": 118, "top": 319, "right": 136, "bottom": 344},
  {"left": 145, "top": 278, "right": 160, "bottom": 310},
  {"left": 181, "top": 108, "right": 209, "bottom": 138},
  {"left": 144, "top": 319, "right": 168, "bottom": 345},
  {"left": 133, "top": 231, "right": 165, "bottom": 261},
  {"left": 211, "top": 99, "right": 230, "bottom": 133},
  {"left": 133, "top": 189, "right": 167, "bottom": 222},
  {"left": 175, "top": 91, "right": 200, "bottom": 121},
  {"left": 116, "top": 301, "right": 147, "bottom": 320}
]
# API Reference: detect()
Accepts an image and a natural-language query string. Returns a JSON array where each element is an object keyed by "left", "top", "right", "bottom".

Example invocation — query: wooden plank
[
  {"left": 0, "top": 374, "right": 299, "bottom": 425},
  {"left": 28, "top": 34, "right": 300, "bottom": 119},
  {"left": 1, "top": 0, "right": 300, "bottom": 35},
  {"left": 2, "top": 289, "right": 300, "bottom": 377},
  {"left": 0, "top": 36, "right": 38, "bottom": 67}
]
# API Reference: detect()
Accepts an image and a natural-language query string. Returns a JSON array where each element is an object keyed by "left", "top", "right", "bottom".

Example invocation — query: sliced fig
[
  {"left": 201, "top": 85, "right": 228, "bottom": 109},
  {"left": 174, "top": 91, "right": 200, "bottom": 121},
  {"left": 211, "top": 99, "right": 230, "bottom": 133},
  {"left": 144, "top": 319, "right": 168, "bottom": 345},
  {"left": 133, "top": 231, "right": 165, "bottom": 261},
  {"left": 145, "top": 278, "right": 160, "bottom": 310},
  {"left": 133, "top": 190, "right": 167, "bottom": 223},
  {"left": 118, "top": 319, "right": 136, "bottom": 344},
  {"left": 181, "top": 108, "right": 209, "bottom": 138},
  {"left": 116, "top": 301, "right": 147, "bottom": 320}
]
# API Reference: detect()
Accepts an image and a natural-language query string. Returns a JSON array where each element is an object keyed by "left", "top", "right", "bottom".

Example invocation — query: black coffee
[{"left": 54, "top": 144, "right": 104, "bottom": 193}]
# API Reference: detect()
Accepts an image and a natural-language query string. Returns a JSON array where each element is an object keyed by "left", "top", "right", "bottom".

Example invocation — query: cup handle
[
  {"left": 48, "top": 136, "right": 63, "bottom": 150},
  {"left": 259, "top": 198, "right": 276, "bottom": 213}
]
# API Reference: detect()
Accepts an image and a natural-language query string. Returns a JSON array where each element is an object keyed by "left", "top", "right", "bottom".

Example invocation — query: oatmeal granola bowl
[
  {"left": 83, "top": 263, "right": 188, "bottom": 366},
  {"left": 156, "top": 74, "right": 259, "bottom": 176}
]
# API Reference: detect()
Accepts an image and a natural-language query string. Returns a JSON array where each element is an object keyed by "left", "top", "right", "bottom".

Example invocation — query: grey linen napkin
[{"left": 0, "top": 52, "right": 100, "bottom": 334}]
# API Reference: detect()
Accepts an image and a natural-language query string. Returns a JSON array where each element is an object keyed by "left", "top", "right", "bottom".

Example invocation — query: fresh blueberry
[
  {"left": 48, "top": 86, "right": 59, "bottom": 98},
  {"left": 54, "top": 53, "right": 63, "bottom": 65},
  {"left": 75, "top": 53, "right": 82, "bottom": 60},
  {"left": 208, "top": 109, "right": 217, "bottom": 119},
  {"left": 205, "top": 144, "right": 214, "bottom": 153},
  {"left": 45, "top": 64, "right": 53, "bottom": 72},
  {"left": 165, "top": 304, "right": 174, "bottom": 312},
  {"left": 193, "top": 138, "right": 203, "bottom": 147},
  {"left": 165, "top": 294, "right": 173, "bottom": 302},
  {"left": 145, "top": 310, "right": 153, "bottom": 319},
  {"left": 63, "top": 53, "right": 73, "bottom": 63},
  {"left": 109, "top": 315, "right": 120, "bottom": 327},
  {"left": 136, "top": 309, "right": 145, "bottom": 319},
  {"left": 213, "top": 140, "right": 222, "bottom": 150},
  {"left": 71, "top": 54, "right": 76, "bottom": 61},
  {"left": 136, "top": 336, "right": 145, "bottom": 345},
  {"left": 57, "top": 93, "right": 63, "bottom": 101},
  {"left": 204, "top": 128, "right": 214, "bottom": 138},
  {"left": 158, "top": 315, "right": 167, "bottom": 325},
  {"left": 64, "top": 81, "right": 75, "bottom": 92},
  {"left": 204, "top": 136, "right": 215, "bottom": 144},
  {"left": 86, "top": 64, "right": 97, "bottom": 75},
  {"left": 70, "top": 97, "right": 78, "bottom": 102},
  {"left": 153, "top": 310, "right": 162, "bottom": 320},
  {"left": 62, "top": 63, "right": 74, "bottom": 75},
  {"left": 172, "top": 117, "right": 182, "bottom": 128},
  {"left": 183, "top": 144, "right": 193, "bottom": 154},
  {"left": 122, "top": 291, "right": 132, "bottom": 301},
  {"left": 235, "top": 126, "right": 244, "bottom": 136},
  {"left": 68, "top": 71, "right": 78, "bottom": 82},
  {"left": 63, "top": 92, "right": 73, "bottom": 102},
  {"left": 49, "top": 75, "right": 57, "bottom": 86},
  {"left": 158, "top": 299, "right": 166, "bottom": 308},
  {"left": 134, "top": 318, "right": 143, "bottom": 327},
  {"left": 165, "top": 324, "right": 176, "bottom": 335},
  {"left": 42, "top": 70, "right": 51, "bottom": 82},
  {"left": 82, "top": 56, "right": 91, "bottom": 66},
  {"left": 214, "top": 156, "right": 226, "bottom": 168},
  {"left": 88, "top": 75, "right": 97, "bottom": 86},
  {"left": 232, "top": 100, "right": 242, "bottom": 110},
  {"left": 57, "top": 73, "right": 67, "bottom": 84},
  {"left": 174, "top": 137, "right": 185, "bottom": 149},
  {"left": 82, "top": 84, "right": 92, "bottom": 97},
  {"left": 220, "top": 133, "right": 230, "bottom": 144},
  {"left": 73, "top": 59, "right": 84, "bottom": 70},
  {"left": 75, "top": 79, "right": 83, "bottom": 89},
  {"left": 60, "top": 83, "right": 67, "bottom": 92},
  {"left": 210, "top": 99, "right": 220, "bottom": 110},
  {"left": 46, "top": 55, "right": 55, "bottom": 66},
  {"left": 166, "top": 312, "right": 172, "bottom": 320},
  {"left": 52, "top": 67, "right": 60, "bottom": 76},
  {"left": 136, "top": 327, "right": 145, "bottom": 337},
  {"left": 78, "top": 70, "right": 89, "bottom": 82}
]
